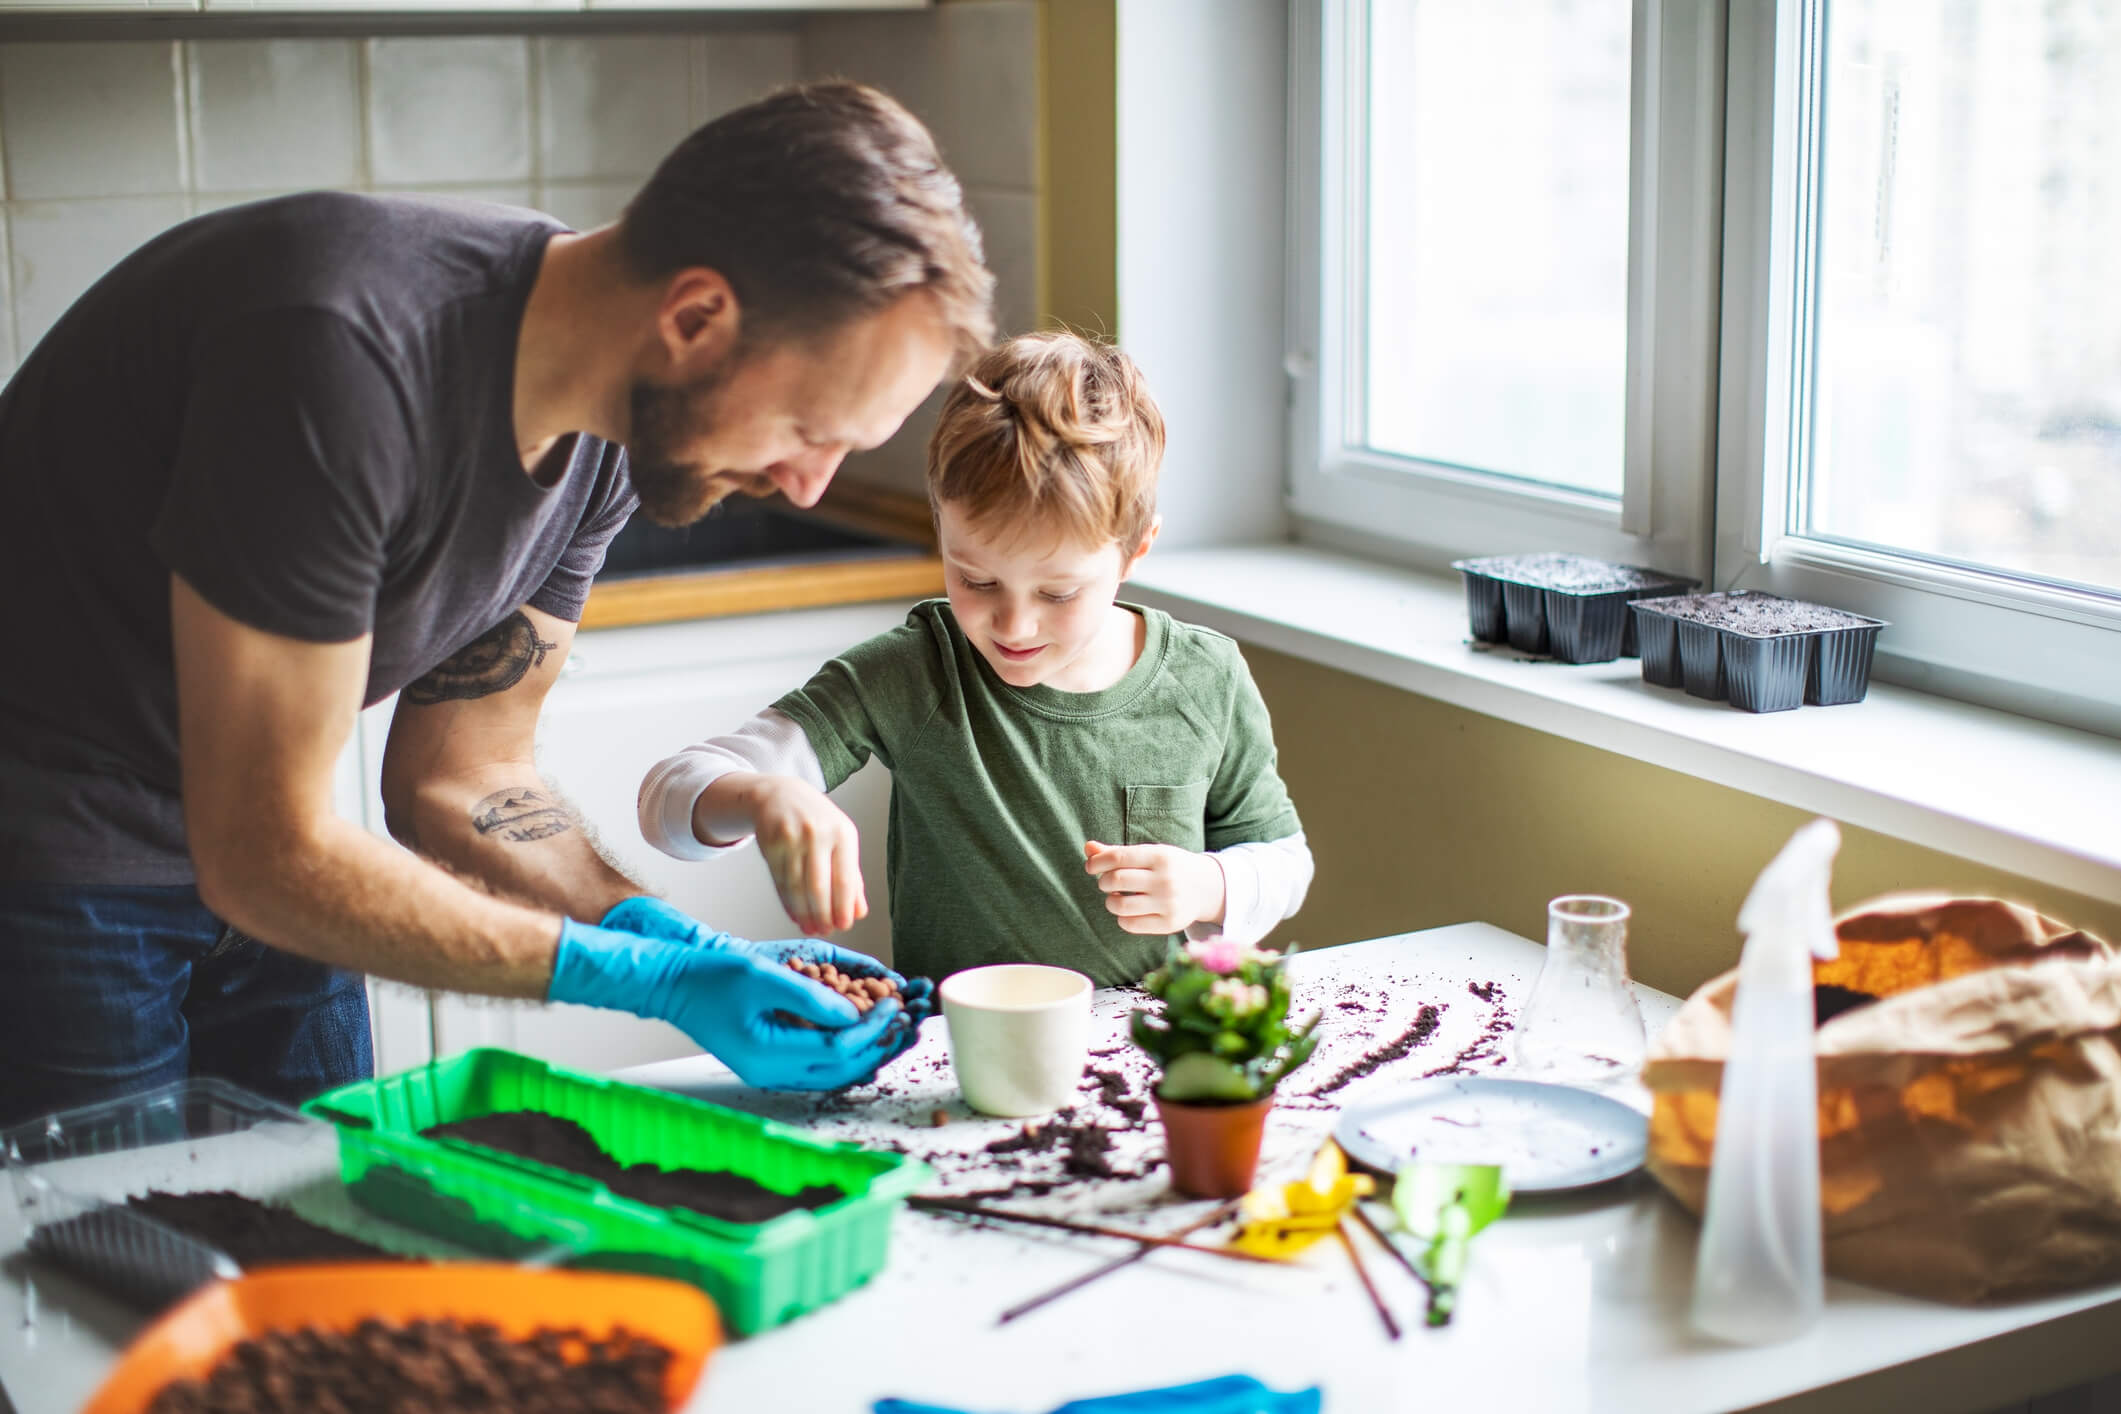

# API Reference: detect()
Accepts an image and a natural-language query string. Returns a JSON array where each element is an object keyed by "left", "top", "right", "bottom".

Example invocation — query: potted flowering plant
[{"left": 1130, "top": 938, "right": 1321, "bottom": 1197}]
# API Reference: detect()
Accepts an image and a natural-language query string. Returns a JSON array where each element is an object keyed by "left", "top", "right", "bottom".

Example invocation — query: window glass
[
  {"left": 1807, "top": 0, "right": 2121, "bottom": 596},
  {"left": 1363, "top": 0, "right": 1634, "bottom": 496}
]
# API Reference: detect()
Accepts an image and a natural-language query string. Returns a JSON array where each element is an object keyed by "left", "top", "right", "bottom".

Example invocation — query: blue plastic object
[{"left": 873, "top": 1375, "right": 1324, "bottom": 1414}]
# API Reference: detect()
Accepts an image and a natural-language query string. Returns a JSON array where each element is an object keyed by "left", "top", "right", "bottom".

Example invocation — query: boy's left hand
[{"left": 1084, "top": 840, "right": 1227, "bottom": 935}]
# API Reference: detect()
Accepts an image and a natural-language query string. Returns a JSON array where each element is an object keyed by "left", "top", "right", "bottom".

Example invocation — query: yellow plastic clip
[{"left": 1229, "top": 1141, "right": 1376, "bottom": 1260}]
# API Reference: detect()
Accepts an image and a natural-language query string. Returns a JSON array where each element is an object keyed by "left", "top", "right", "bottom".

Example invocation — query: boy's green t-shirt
[{"left": 771, "top": 600, "right": 1302, "bottom": 988}]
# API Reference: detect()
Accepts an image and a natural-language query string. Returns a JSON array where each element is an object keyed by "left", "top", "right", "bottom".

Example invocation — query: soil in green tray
[{"left": 422, "top": 1111, "right": 844, "bottom": 1224}]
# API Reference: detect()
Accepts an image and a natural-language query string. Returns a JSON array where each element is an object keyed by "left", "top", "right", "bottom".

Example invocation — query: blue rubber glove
[
  {"left": 607, "top": 896, "right": 937, "bottom": 1021},
  {"left": 548, "top": 903, "right": 913, "bottom": 1091}
]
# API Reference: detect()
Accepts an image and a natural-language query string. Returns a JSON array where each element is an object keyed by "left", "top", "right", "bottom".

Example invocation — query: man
[{"left": 0, "top": 82, "right": 995, "bottom": 1126}]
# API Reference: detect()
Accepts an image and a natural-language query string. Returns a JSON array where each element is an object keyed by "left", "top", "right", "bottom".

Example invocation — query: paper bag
[{"left": 1644, "top": 893, "right": 2121, "bottom": 1303}]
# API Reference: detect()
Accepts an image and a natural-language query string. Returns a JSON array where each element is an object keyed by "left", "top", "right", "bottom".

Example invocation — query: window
[
  {"left": 1805, "top": 1, "right": 2121, "bottom": 599},
  {"left": 1363, "top": 0, "right": 1633, "bottom": 498},
  {"left": 1293, "top": 0, "right": 2121, "bottom": 733},
  {"left": 1289, "top": 0, "right": 1726, "bottom": 585},
  {"left": 1721, "top": 0, "right": 2121, "bottom": 731}
]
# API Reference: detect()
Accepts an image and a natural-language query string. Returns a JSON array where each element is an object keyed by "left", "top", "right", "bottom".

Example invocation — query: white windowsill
[{"left": 1130, "top": 544, "right": 2121, "bottom": 905}]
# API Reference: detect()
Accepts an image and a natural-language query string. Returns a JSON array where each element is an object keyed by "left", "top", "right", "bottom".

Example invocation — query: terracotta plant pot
[{"left": 1154, "top": 1092, "right": 1274, "bottom": 1198}]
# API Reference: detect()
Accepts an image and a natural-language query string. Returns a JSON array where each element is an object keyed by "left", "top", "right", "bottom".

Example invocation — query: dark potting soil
[
  {"left": 72, "top": 1190, "right": 397, "bottom": 1269},
  {"left": 1423, "top": 1006, "right": 1518, "bottom": 1079},
  {"left": 1815, "top": 983, "right": 1882, "bottom": 1026},
  {"left": 1642, "top": 590, "right": 1874, "bottom": 636},
  {"left": 1303, "top": 1004, "right": 1445, "bottom": 1100},
  {"left": 1088, "top": 1067, "right": 1148, "bottom": 1124},
  {"left": 983, "top": 1111, "right": 1124, "bottom": 1181},
  {"left": 1457, "top": 553, "right": 1684, "bottom": 594},
  {"left": 422, "top": 1112, "right": 842, "bottom": 1225},
  {"left": 144, "top": 1318, "right": 671, "bottom": 1414}
]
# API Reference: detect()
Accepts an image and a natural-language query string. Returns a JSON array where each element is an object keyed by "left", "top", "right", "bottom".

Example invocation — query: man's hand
[
  {"left": 550, "top": 899, "right": 923, "bottom": 1090},
  {"left": 702, "top": 774, "right": 868, "bottom": 935},
  {"left": 1084, "top": 840, "right": 1228, "bottom": 936}
]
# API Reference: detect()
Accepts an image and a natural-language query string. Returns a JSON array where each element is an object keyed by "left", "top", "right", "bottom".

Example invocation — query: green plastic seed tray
[{"left": 303, "top": 1048, "right": 929, "bottom": 1335}]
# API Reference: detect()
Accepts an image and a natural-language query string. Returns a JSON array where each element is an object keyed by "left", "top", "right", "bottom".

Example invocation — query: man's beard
[{"left": 626, "top": 362, "right": 770, "bottom": 527}]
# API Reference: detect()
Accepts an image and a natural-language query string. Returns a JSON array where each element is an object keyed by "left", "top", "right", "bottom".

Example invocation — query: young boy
[{"left": 637, "top": 333, "right": 1311, "bottom": 988}]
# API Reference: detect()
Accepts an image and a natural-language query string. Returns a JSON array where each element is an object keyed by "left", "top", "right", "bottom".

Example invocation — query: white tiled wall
[
  {"left": 0, "top": 0, "right": 1045, "bottom": 489},
  {"left": 0, "top": 26, "right": 805, "bottom": 377},
  {"left": 799, "top": 0, "right": 1041, "bottom": 496}
]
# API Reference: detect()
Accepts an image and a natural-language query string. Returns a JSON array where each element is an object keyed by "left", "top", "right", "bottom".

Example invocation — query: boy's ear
[{"left": 1118, "top": 516, "right": 1163, "bottom": 581}]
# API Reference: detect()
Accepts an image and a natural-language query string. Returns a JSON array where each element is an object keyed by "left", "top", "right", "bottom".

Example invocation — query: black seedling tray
[
  {"left": 1451, "top": 554, "right": 1699, "bottom": 664},
  {"left": 1628, "top": 591, "right": 1888, "bottom": 712}
]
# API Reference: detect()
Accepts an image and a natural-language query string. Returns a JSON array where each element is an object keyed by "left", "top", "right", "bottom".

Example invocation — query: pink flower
[{"left": 1187, "top": 938, "right": 1244, "bottom": 974}]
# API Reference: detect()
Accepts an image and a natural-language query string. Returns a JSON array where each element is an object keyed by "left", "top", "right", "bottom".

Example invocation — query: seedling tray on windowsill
[
  {"left": 304, "top": 1048, "right": 930, "bottom": 1335},
  {"left": 1451, "top": 554, "right": 1699, "bottom": 663},
  {"left": 1628, "top": 591, "right": 1888, "bottom": 712}
]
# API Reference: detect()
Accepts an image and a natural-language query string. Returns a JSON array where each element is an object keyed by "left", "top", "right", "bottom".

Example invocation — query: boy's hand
[
  {"left": 739, "top": 775, "right": 870, "bottom": 935},
  {"left": 1084, "top": 840, "right": 1228, "bottom": 935}
]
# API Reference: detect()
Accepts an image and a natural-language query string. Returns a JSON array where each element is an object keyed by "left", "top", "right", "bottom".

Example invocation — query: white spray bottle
[{"left": 1690, "top": 818, "right": 1841, "bottom": 1345}]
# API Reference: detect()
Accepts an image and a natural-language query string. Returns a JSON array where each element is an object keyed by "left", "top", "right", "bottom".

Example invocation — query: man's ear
[
  {"left": 1118, "top": 515, "right": 1163, "bottom": 581},
  {"left": 655, "top": 267, "right": 741, "bottom": 377}
]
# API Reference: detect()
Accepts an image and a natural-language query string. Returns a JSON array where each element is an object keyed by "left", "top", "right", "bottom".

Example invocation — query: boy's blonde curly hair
[{"left": 926, "top": 332, "right": 1165, "bottom": 553}]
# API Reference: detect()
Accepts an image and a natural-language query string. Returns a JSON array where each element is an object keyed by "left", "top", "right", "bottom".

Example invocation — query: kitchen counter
[
  {"left": 580, "top": 480, "right": 944, "bottom": 631},
  {"left": 8, "top": 924, "right": 2120, "bottom": 1413}
]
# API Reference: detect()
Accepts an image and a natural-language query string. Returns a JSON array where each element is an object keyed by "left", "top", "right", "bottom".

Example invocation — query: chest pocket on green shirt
[{"left": 1122, "top": 781, "right": 1211, "bottom": 852}]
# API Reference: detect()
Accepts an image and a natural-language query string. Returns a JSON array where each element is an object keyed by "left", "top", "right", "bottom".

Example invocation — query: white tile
[
  {"left": 367, "top": 37, "right": 531, "bottom": 187},
  {"left": 933, "top": 1, "right": 1038, "bottom": 191},
  {"left": 798, "top": 12, "right": 942, "bottom": 136},
  {"left": 964, "top": 183, "right": 1037, "bottom": 336},
  {"left": 188, "top": 40, "right": 360, "bottom": 194},
  {"left": 537, "top": 35, "right": 692, "bottom": 183},
  {"left": 839, "top": 385, "right": 943, "bottom": 500},
  {"left": 189, "top": 189, "right": 299, "bottom": 219},
  {"left": 10, "top": 197, "right": 190, "bottom": 355},
  {"left": 373, "top": 185, "right": 537, "bottom": 214},
  {"left": 0, "top": 43, "right": 183, "bottom": 200},
  {"left": 0, "top": 215, "right": 15, "bottom": 383},
  {"left": 693, "top": 27, "right": 801, "bottom": 124},
  {"left": 535, "top": 180, "right": 635, "bottom": 232}
]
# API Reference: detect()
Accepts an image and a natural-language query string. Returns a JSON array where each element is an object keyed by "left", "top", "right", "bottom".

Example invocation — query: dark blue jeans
[{"left": 0, "top": 883, "right": 372, "bottom": 1128}]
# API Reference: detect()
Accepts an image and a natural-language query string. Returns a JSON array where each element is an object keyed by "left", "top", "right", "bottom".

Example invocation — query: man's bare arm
[
  {"left": 380, "top": 602, "right": 642, "bottom": 922},
  {"left": 172, "top": 575, "right": 562, "bottom": 996}
]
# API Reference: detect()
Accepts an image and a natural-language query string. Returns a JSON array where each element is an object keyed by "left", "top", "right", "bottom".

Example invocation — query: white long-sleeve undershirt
[{"left": 638, "top": 707, "right": 1314, "bottom": 947}]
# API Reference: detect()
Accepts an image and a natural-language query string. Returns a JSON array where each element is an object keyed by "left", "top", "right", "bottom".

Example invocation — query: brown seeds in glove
[{"left": 787, "top": 957, "right": 903, "bottom": 1017}]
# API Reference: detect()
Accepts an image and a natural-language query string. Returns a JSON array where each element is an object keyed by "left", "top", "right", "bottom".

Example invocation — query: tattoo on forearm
[
  {"left": 404, "top": 612, "right": 557, "bottom": 705},
  {"left": 471, "top": 787, "right": 577, "bottom": 843}
]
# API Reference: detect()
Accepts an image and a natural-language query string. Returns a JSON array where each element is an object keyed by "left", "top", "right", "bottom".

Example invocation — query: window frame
[
  {"left": 1291, "top": 0, "right": 2121, "bottom": 737},
  {"left": 1285, "top": 0, "right": 1727, "bottom": 583},
  {"left": 1713, "top": 0, "right": 2121, "bottom": 736}
]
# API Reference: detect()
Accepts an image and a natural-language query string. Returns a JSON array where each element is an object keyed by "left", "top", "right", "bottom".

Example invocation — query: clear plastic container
[
  {"left": 1690, "top": 819, "right": 1841, "bottom": 1345},
  {"left": 2, "top": 1078, "right": 577, "bottom": 1312}
]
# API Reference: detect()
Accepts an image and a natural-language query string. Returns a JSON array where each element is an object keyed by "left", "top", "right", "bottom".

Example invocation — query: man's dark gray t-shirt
[{"left": 0, "top": 192, "right": 637, "bottom": 885}]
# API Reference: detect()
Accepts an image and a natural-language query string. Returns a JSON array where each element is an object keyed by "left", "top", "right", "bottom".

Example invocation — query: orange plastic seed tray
[{"left": 82, "top": 1262, "right": 721, "bottom": 1414}]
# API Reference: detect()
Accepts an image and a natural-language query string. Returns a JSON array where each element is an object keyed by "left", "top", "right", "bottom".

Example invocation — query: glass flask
[{"left": 1513, "top": 894, "right": 1646, "bottom": 1084}]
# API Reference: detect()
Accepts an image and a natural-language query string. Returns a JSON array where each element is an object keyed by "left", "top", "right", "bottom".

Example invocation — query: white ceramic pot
[{"left": 939, "top": 964, "right": 1094, "bottom": 1118}]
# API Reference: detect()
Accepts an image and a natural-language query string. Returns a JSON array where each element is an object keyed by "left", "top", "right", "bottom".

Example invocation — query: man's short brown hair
[
  {"left": 620, "top": 80, "right": 993, "bottom": 364},
  {"left": 928, "top": 332, "right": 1165, "bottom": 553}
]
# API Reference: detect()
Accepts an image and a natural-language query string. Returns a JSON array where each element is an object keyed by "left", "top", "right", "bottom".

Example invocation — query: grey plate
[{"left": 1334, "top": 1076, "right": 1648, "bottom": 1194}]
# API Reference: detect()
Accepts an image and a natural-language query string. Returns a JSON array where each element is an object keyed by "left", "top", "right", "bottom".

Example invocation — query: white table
[{"left": 7, "top": 923, "right": 2121, "bottom": 1414}]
